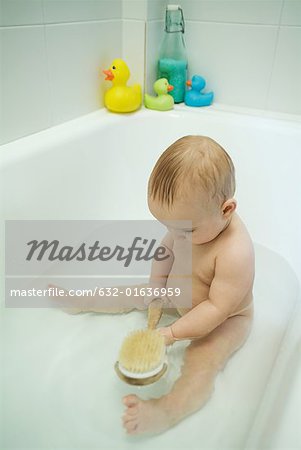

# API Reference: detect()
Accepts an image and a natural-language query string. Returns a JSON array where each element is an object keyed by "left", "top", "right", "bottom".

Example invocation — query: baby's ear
[{"left": 222, "top": 198, "right": 237, "bottom": 217}]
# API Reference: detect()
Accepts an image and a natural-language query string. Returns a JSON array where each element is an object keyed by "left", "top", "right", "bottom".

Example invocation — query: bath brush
[{"left": 115, "top": 299, "right": 168, "bottom": 385}]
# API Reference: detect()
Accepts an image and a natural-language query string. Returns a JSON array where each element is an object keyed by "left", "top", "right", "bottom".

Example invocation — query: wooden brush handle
[{"left": 147, "top": 298, "right": 163, "bottom": 329}]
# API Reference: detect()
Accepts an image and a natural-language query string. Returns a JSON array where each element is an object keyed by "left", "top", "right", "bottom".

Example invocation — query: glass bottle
[{"left": 158, "top": 4, "right": 187, "bottom": 103}]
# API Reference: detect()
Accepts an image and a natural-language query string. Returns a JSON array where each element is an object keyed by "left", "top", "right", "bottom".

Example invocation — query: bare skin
[
  {"left": 49, "top": 194, "right": 255, "bottom": 436},
  {"left": 121, "top": 195, "right": 254, "bottom": 435},
  {"left": 122, "top": 312, "right": 253, "bottom": 435}
]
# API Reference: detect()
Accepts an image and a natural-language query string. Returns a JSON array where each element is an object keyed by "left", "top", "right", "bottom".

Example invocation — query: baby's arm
[
  {"left": 144, "top": 232, "right": 175, "bottom": 329},
  {"left": 167, "top": 244, "right": 254, "bottom": 341},
  {"left": 144, "top": 231, "right": 174, "bottom": 305}
]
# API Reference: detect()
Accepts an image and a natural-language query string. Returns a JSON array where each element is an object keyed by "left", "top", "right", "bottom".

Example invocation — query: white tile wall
[
  {"left": 281, "top": 0, "right": 301, "bottom": 26},
  {"left": 0, "top": 0, "right": 44, "bottom": 26},
  {"left": 145, "top": 20, "right": 164, "bottom": 95},
  {"left": 0, "top": 0, "right": 123, "bottom": 144},
  {"left": 267, "top": 26, "right": 301, "bottom": 114},
  {"left": 123, "top": 0, "right": 147, "bottom": 20},
  {"left": 147, "top": 0, "right": 168, "bottom": 20},
  {"left": 1, "top": 0, "right": 301, "bottom": 144},
  {"left": 186, "top": 21, "right": 278, "bottom": 109},
  {"left": 146, "top": 0, "right": 301, "bottom": 115},
  {"left": 179, "top": 0, "right": 283, "bottom": 24},
  {"left": 0, "top": 26, "right": 51, "bottom": 143},
  {"left": 121, "top": 0, "right": 166, "bottom": 21},
  {"left": 122, "top": 20, "right": 145, "bottom": 87},
  {"left": 46, "top": 21, "right": 121, "bottom": 125},
  {"left": 43, "top": 0, "right": 121, "bottom": 23}
]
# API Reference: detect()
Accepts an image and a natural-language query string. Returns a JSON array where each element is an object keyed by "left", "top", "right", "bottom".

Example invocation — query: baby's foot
[{"left": 122, "top": 394, "right": 179, "bottom": 435}]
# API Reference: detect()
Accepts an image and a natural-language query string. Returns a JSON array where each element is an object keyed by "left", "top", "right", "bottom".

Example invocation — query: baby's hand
[{"left": 157, "top": 327, "right": 176, "bottom": 346}]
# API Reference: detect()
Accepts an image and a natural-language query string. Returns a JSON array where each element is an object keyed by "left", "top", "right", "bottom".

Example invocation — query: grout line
[
  {"left": 1, "top": 20, "right": 300, "bottom": 31},
  {"left": 263, "top": 0, "right": 285, "bottom": 111},
  {"left": 147, "top": 18, "right": 296, "bottom": 27},
  {"left": 0, "top": 18, "right": 122, "bottom": 29},
  {"left": 41, "top": 0, "right": 54, "bottom": 127},
  {"left": 143, "top": 20, "right": 147, "bottom": 95},
  {"left": 185, "top": 20, "right": 278, "bottom": 28},
  {"left": 121, "top": 18, "right": 147, "bottom": 23}
]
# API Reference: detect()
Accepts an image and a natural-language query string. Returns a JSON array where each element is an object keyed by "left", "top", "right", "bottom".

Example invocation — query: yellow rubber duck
[{"left": 102, "top": 59, "right": 142, "bottom": 113}]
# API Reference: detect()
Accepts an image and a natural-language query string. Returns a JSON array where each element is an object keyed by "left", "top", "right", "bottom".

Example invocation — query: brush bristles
[{"left": 119, "top": 329, "right": 165, "bottom": 374}]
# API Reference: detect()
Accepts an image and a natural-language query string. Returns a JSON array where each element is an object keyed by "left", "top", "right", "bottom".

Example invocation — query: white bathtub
[{"left": 1, "top": 105, "right": 301, "bottom": 450}]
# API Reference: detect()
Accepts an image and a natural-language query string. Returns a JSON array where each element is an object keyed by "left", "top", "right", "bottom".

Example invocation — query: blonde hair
[{"left": 148, "top": 135, "right": 235, "bottom": 209}]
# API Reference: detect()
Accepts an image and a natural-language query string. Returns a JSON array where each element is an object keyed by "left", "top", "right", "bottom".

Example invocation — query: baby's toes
[
  {"left": 124, "top": 418, "right": 138, "bottom": 434},
  {"left": 123, "top": 394, "right": 140, "bottom": 408},
  {"left": 122, "top": 407, "right": 137, "bottom": 419},
  {"left": 122, "top": 410, "right": 137, "bottom": 424}
]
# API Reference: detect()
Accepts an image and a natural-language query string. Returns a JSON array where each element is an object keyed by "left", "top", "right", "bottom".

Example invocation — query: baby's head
[{"left": 148, "top": 135, "right": 237, "bottom": 244}]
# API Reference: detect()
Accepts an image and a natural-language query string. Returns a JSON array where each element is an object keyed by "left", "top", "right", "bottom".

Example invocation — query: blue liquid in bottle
[
  {"left": 158, "top": 58, "right": 187, "bottom": 103},
  {"left": 158, "top": 5, "right": 187, "bottom": 103}
]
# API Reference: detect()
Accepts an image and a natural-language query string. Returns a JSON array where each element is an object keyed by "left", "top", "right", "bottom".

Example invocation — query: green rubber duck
[{"left": 144, "top": 78, "right": 174, "bottom": 111}]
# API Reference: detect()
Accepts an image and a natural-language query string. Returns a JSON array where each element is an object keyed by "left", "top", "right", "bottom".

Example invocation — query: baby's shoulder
[{"left": 217, "top": 214, "right": 254, "bottom": 259}]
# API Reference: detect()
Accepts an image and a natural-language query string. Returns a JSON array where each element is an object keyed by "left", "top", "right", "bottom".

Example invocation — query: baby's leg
[
  {"left": 122, "top": 312, "right": 253, "bottom": 435},
  {"left": 48, "top": 283, "right": 148, "bottom": 314}
]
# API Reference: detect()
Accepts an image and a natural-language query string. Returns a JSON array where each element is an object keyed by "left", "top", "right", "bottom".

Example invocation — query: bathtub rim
[{"left": 1, "top": 103, "right": 301, "bottom": 170}]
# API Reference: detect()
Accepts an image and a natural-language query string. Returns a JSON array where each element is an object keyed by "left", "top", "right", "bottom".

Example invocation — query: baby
[
  {"left": 51, "top": 135, "right": 255, "bottom": 435},
  {"left": 120, "top": 135, "right": 255, "bottom": 434}
]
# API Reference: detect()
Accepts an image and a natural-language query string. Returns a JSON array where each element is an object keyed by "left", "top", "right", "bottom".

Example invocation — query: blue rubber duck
[{"left": 185, "top": 75, "right": 214, "bottom": 107}]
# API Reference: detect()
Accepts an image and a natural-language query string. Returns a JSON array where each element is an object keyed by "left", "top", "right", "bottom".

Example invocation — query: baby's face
[{"left": 148, "top": 195, "right": 229, "bottom": 245}]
